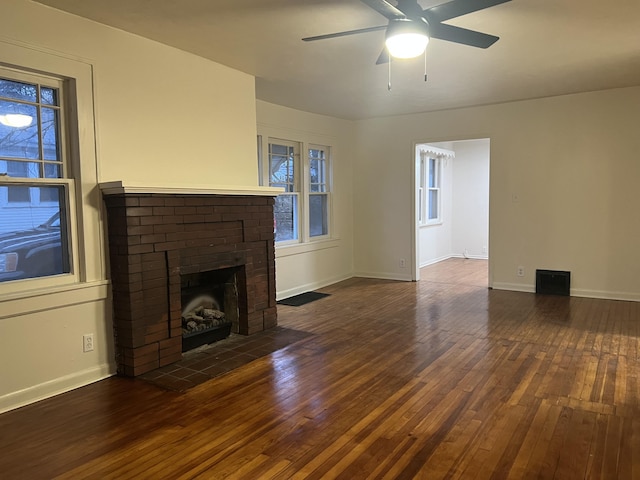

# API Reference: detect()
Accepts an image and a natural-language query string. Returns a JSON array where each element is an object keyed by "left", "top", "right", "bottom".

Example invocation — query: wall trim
[
  {"left": 492, "top": 283, "right": 640, "bottom": 303},
  {"left": 0, "top": 363, "right": 115, "bottom": 414},
  {"left": 450, "top": 253, "right": 489, "bottom": 261},
  {"left": 492, "top": 282, "right": 536, "bottom": 294},
  {"left": 0, "top": 281, "right": 109, "bottom": 320},
  {"left": 276, "top": 238, "right": 341, "bottom": 258},
  {"left": 352, "top": 271, "right": 413, "bottom": 282},
  {"left": 420, "top": 255, "right": 453, "bottom": 268},
  {"left": 99, "top": 181, "right": 282, "bottom": 197},
  {"left": 420, "top": 253, "right": 488, "bottom": 268},
  {"left": 571, "top": 289, "right": 640, "bottom": 303},
  {"left": 277, "top": 273, "right": 352, "bottom": 301}
]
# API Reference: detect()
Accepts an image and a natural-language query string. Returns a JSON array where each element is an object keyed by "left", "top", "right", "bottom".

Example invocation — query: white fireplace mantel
[{"left": 99, "top": 181, "right": 283, "bottom": 197}]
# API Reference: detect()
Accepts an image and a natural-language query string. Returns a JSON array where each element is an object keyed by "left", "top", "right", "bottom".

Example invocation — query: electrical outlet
[
  {"left": 83, "top": 334, "right": 94, "bottom": 352},
  {"left": 482, "top": 245, "right": 487, "bottom": 254},
  {"left": 399, "top": 258, "right": 406, "bottom": 268},
  {"left": 517, "top": 266, "right": 525, "bottom": 277}
]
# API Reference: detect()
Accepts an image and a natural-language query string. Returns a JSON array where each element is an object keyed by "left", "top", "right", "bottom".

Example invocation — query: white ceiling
[{"left": 34, "top": 0, "right": 640, "bottom": 120}]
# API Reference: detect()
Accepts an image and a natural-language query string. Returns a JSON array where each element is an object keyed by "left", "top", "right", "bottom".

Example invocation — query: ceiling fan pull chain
[
  {"left": 424, "top": 49, "right": 428, "bottom": 83},
  {"left": 388, "top": 58, "right": 392, "bottom": 91}
]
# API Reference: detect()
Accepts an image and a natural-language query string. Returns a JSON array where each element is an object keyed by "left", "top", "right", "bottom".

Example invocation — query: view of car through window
[
  {"left": 0, "top": 210, "right": 65, "bottom": 282},
  {"left": 1, "top": 71, "right": 70, "bottom": 284}
]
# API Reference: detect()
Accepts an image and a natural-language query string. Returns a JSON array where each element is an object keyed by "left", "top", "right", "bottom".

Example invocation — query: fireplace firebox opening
[{"left": 181, "top": 266, "right": 242, "bottom": 352}]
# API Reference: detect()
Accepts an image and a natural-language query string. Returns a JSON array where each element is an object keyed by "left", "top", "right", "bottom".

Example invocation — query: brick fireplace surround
[{"left": 100, "top": 182, "right": 281, "bottom": 376}]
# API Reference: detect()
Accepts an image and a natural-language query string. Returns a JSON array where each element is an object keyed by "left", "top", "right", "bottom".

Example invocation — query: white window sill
[
  {"left": 0, "top": 280, "right": 109, "bottom": 320},
  {"left": 419, "top": 221, "right": 443, "bottom": 228},
  {"left": 275, "top": 237, "right": 340, "bottom": 258}
]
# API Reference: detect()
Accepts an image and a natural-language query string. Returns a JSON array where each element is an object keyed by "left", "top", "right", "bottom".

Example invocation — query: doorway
[{"left": 412, "top": 138, "right": 490, "bottom": 284}]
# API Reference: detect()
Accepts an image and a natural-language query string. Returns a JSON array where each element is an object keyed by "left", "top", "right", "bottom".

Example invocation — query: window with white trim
[
  {"left": 269, "top": 139, "right": 299, "bottom": 243},
  {"left": 419, "top": 154, "right": 442, "bottom": 225},
  {"left": 0, "top": 67, "right": 72, "bottom": 283},
  {"left": 308, "top": 144, "right": 329, "bottom": 237},
  {"left": 260, "top": 136, "right": 332, "bottom": 244}
]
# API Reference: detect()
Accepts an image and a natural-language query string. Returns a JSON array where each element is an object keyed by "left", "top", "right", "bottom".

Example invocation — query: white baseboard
[
  {"left": 276, "top": 273, "right": 353, "bottom": 301},
  {"left": 450, "top": 253, "right": 489, "bottom": 261},
  {"left": 571, "top": 289, "right": 640, "bottom": 302},
  {"left": 419, "top": 255, "right": 453, "bottom": 268},
  {"left": 491, "top": 282, "right": 536, "bottom": 293},
  {"left": 420, "top": 253, "right": 488, "bottom": 268},
  {"left": 0, "top": 363, "right": 115, "bottom": 414},
  {"left": 352, "top": 271, "right": 413, "bottom": 282},
  {"left": 491, "top": 283, "right": 640, "bottom": 303}
]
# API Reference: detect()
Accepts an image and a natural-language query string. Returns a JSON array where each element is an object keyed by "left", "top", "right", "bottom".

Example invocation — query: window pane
[
  {"left": 270, "top": 144, "right": 288, "bottom": 156},
  {"left": 8, "top": 186, "right": 31, "bottom": 203},
  {"left": 42, "top": 107, "right": 60, "bottom": 161},
  {"left": 0, "top": 185, "right": 69, "bottom": 282},
  {"left": 3, "top": 160, "right": 41, "bottom": 179},
  {"left": 310, "top": 155, "right": 327, "bottom": 193},
  {"left": 428, "top": 158, "right": 436, "bottom": 188},
  {"left": 309, "top": 194, "right": 328, "bottom": 237},
  {"left": 310, "top": 159, "right": 319, "bottom": 184},
  {"left": 310, "top": 158, "right": 326, "bottom": 191},
  {"left": 270, "top": 156, "right": 294, "bottom": 186},
  {"left": 0, "top": 101, "right": 39, "bottom": 159},
  {"left": 428, "top": 189, "right": 439, "bottom": 220},
  {"left": 274, "top": 194, "right": 298, "bottom": 242},
  {"left": 39, "top": 185, "right": 60, "bottom": 202},
  {"left": 40, "top": 87, "right": 58, "bottom": 106},
  {"left": 0, "top": 78, "right": 37, "bottom": 102},
  {"left": 44, "top": 162, "right": 62, "bottom": 179}
]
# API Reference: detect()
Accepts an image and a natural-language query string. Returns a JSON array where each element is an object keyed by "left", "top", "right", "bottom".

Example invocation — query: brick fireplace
[{"left": 100, "top": 182, "right": 281, "bottom": 376}]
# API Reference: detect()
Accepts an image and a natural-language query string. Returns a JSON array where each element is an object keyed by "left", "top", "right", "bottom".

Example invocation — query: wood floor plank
[{"left": 1, "top": 258, "right": 639, "bottom": 479}]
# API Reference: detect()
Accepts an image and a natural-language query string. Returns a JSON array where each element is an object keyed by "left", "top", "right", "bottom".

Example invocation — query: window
[
  {"left": 268, "top": 140, "right": 299, "bottom": 243},
  {"left": 308, "top": 145, "right": 329, "bottom": 237},
  {"left": 0, "top": 68, "right": 71, "bottom": 283},
  {"left": 419, "top": 154, "right": 442, "bottom": 225},
  {"left": 260, "top": 136, "right": 332, "bottom": 244}
]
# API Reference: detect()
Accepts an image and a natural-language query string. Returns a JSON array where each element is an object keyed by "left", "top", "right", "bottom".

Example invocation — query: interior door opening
[{"left": 412, "top": 138, "right": 490, "bottom": 286}]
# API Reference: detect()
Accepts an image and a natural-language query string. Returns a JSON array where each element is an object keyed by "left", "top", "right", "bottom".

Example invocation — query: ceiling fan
[{"left": 303, "top": 0, "right": 511, "bottom": 64}]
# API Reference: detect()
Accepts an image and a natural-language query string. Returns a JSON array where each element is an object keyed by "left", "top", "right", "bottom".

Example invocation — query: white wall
[
  {"left": 451, "top": 139, "right": 490, "bottom": 259},
  {"left": 256, "top": 101, "right": 355, "bottom": 298},
  {"left": 0, "top": 0, "right": 259, "bottom": 413},
  {"left": 355, "top": 87, "right": 640, "bottom": 300}
]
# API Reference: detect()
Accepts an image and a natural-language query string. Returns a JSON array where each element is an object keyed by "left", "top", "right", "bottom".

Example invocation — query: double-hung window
[
  {"left": 419, "top": 154, "right": 442, "bottom": 225},
  {"left": 0, "top": 68, "right": 71, "bottom": 283},
  {"left": 268, "top": 140, "right": 299, "bottom": 243},
  {"left": 308, "top": 145, "right": 329, "bottom": 237},
  {"left": 260, "top": 136, "right": 332, "bottom": 245}
]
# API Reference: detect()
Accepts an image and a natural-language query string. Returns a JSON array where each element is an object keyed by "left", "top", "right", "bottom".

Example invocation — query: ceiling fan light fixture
[{"left": 385, "top": 19, "right": 429, "bottom": 59}]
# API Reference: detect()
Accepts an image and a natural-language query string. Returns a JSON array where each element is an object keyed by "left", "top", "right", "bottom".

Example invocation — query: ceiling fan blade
[
  {"left": 429, "top": 23, "right": 499, "bottom": 48},
  {"left": 425, "top": 0, "right": 511, "bottom": 23},
  {"left": 302, "top": 25, "right": 387, "bottom": 42},
  {"left": 376, "top": 48, "right": 391, "bottom": 65},
  {"left": 360, "top": 0, "right": 406, "bottom": 20}
]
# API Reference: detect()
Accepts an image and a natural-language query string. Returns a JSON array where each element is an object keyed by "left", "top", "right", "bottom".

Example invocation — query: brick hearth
[{"left": 102, "top": 188, "right": 278, "bottom": 376}]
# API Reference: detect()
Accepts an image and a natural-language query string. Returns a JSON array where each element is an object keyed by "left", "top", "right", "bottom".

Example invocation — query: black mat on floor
[{"left": 277, "top": 291, "right": 331, "bottom": 307}]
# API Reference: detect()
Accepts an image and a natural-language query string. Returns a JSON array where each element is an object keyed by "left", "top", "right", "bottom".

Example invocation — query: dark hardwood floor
[{"left": 1, "top": 258, "right": 639, "bottom": 479}]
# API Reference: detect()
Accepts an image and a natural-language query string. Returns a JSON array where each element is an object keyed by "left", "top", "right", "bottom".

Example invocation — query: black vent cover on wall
[{"left": 536, "top": 269, "right": 571, "bottom": 296}]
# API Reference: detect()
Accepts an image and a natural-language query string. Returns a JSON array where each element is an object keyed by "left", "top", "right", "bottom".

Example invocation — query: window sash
[
  {"left": 274, "top": 192, "right": 299, "bottom": 243},
  {"left": 0, "top": 67, "right": 73, "bottom": 286},
  {"left": 309, "top": 192, "right": 328, "bottom": 238},
  {"left": 420, "top": 155, "right": 442, "bottom": 225},
  {"left": 307, "top": 144, "right": 331, "bottom": 239}
]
